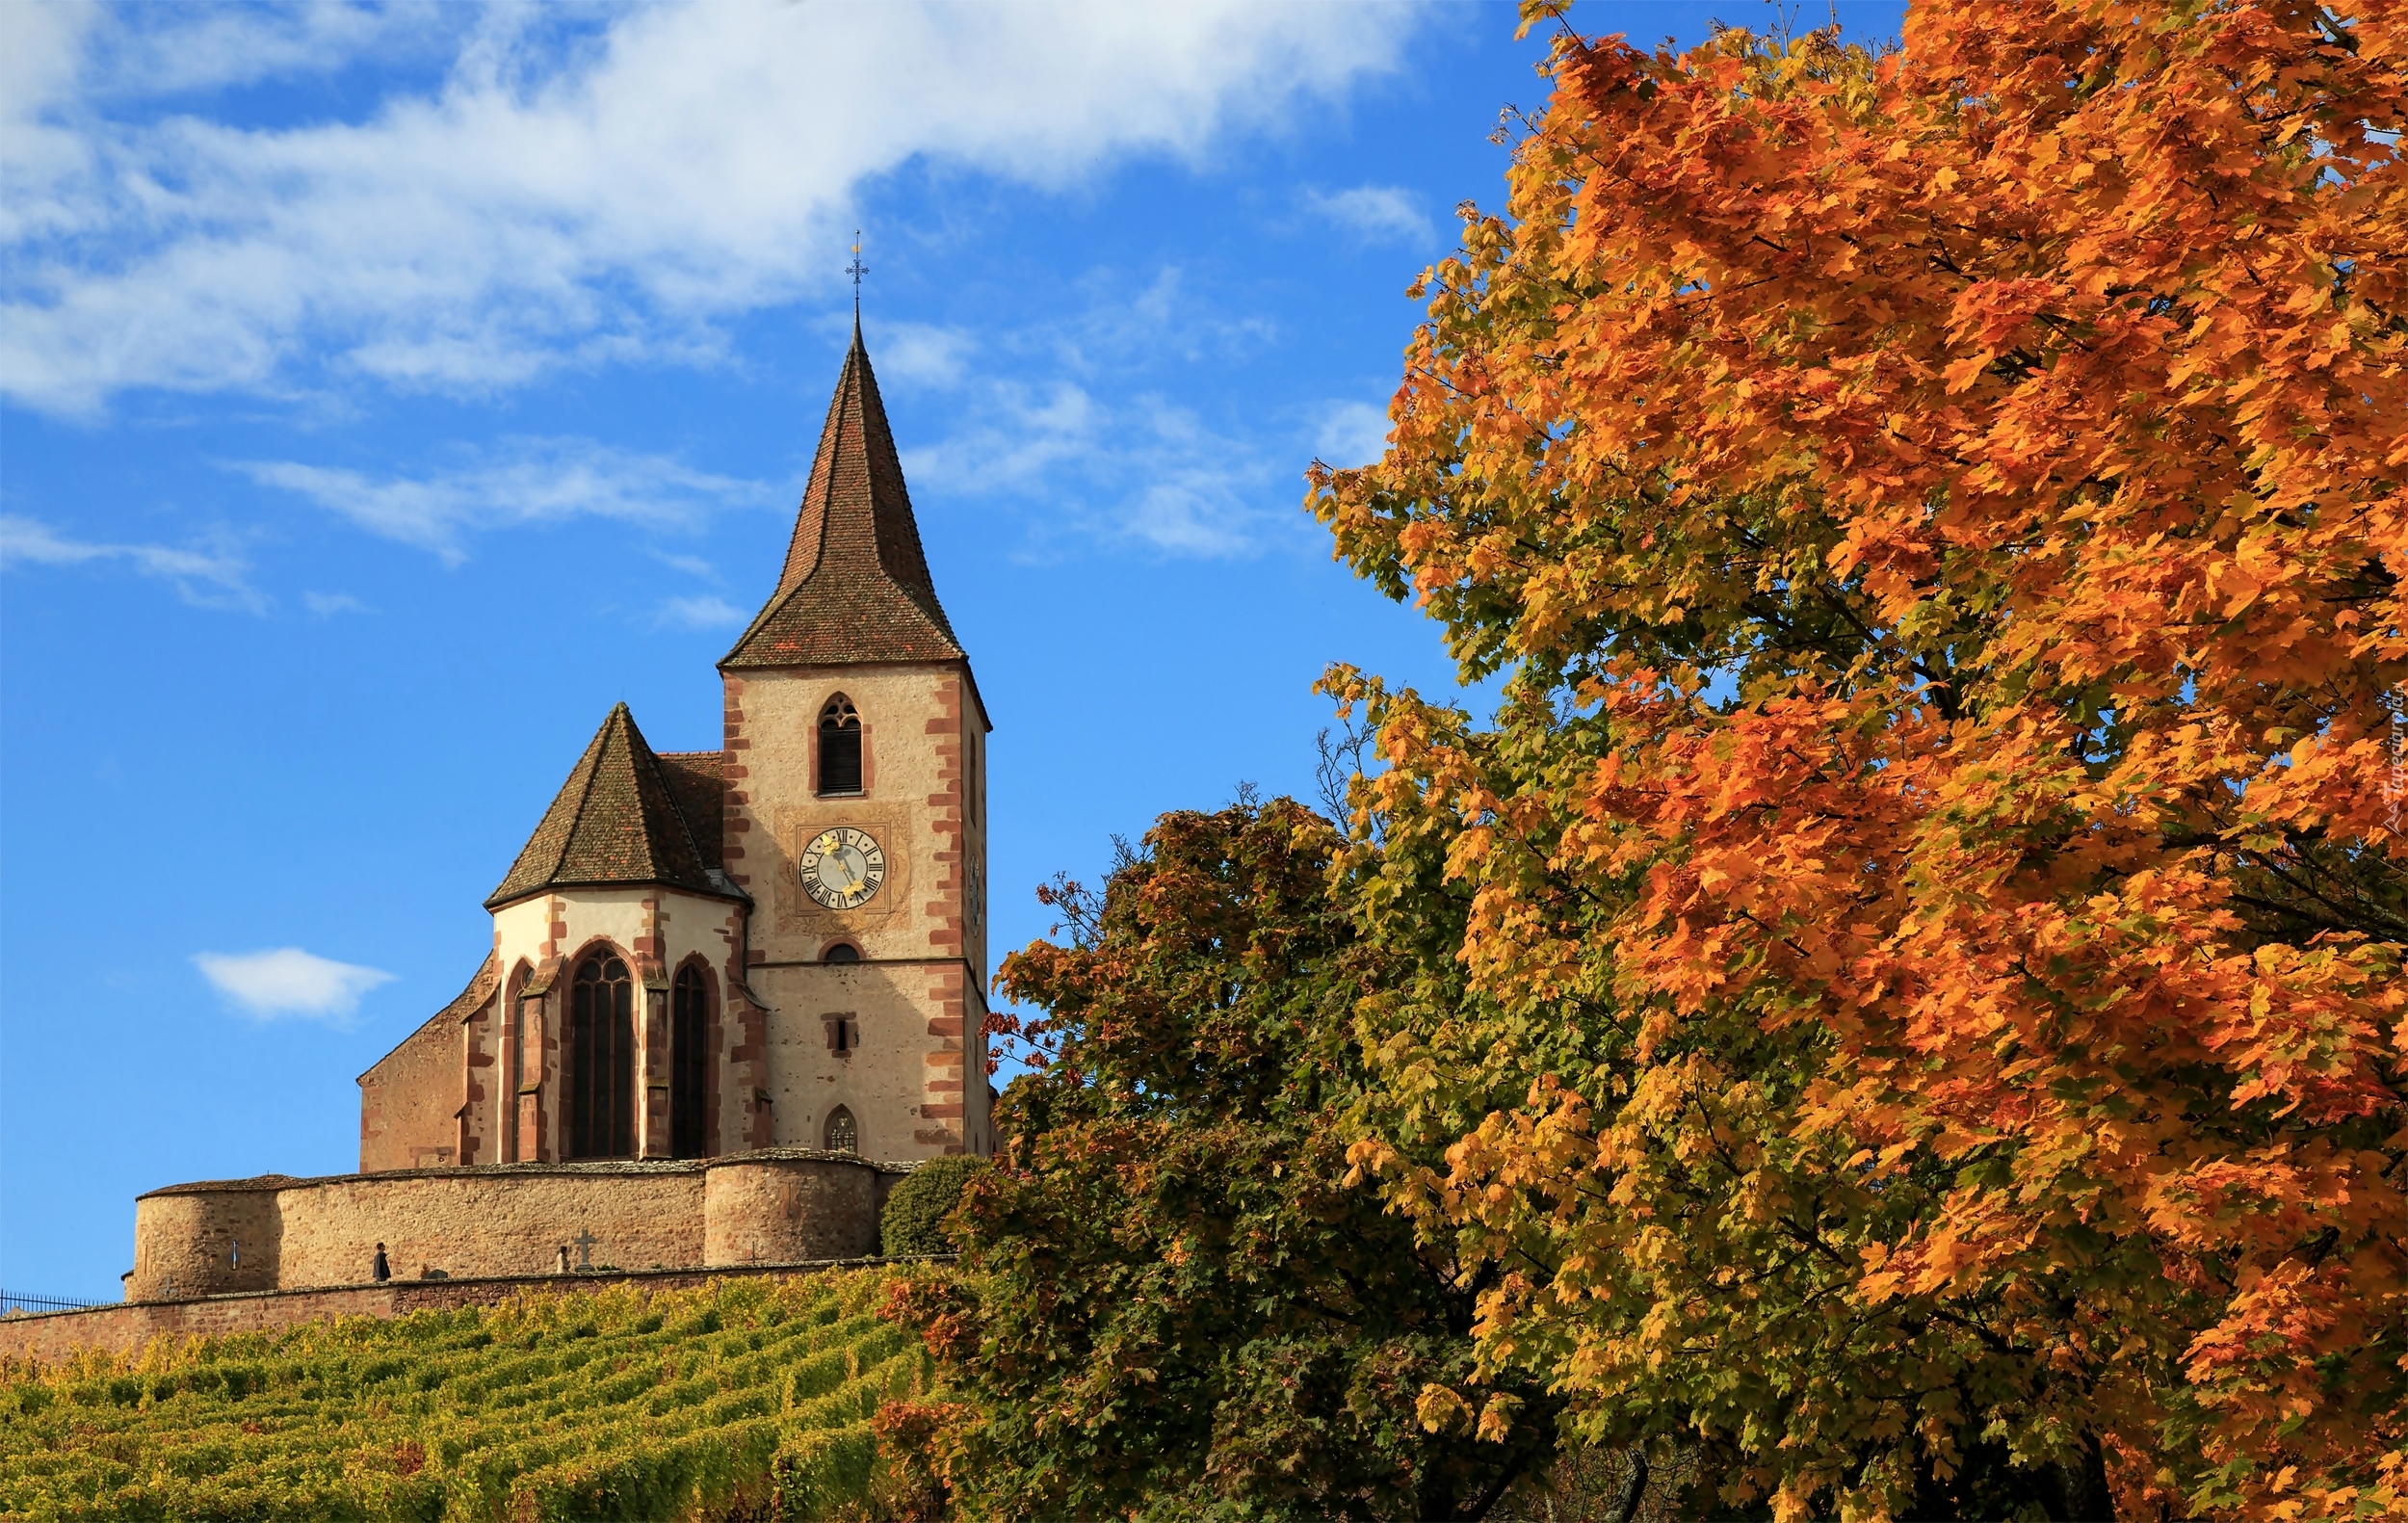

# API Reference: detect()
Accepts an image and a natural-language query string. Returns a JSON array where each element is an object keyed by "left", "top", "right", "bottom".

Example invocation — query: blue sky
[{"left": 1, "top": 0, "right": 1898, "bottom": 1298}]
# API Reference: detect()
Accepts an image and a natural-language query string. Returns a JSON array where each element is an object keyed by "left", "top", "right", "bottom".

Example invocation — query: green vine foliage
[{"left": 0, "top": 1272, "right": 928, "bottom": 1522}]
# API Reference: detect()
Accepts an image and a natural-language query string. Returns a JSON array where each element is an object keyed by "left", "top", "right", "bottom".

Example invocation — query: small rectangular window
[{"left": 824, "top": 1013, "right": 858, "bottom": 1053}]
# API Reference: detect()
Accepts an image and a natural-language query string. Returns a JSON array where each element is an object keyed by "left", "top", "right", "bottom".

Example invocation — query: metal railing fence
[{"left": 0, "top": 1289, "right": 102, "bottom": 1315}]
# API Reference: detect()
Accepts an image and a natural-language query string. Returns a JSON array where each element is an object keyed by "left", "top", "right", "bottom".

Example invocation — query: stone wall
[
  {"left": 123, "top": 1151, "right": 902, "bottom": 1302},
  {"left": 703, "top": 1156, "right": 876, "bottom": 1266},
  {"left": 127, "top": 1185, "right": 283, "bottom": 1300},
  {"left": 0, "top": 1260, "right": 903, "bottom": 1365},
  {"left": 275, "top": 1168, "right": 705, "bottom": 1288},
  {"left": 358, "top": 995, "right": 467, "bottom": 1172}
]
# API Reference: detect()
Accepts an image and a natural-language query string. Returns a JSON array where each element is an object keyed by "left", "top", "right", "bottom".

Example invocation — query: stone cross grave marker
[{"left": 571, "top": 1229, "right": 598, "bottom": 1271}]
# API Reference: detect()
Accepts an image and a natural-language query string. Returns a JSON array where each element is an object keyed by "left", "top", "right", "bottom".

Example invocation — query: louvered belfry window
[
  {"left": 569, "top": 953, "right": 636, "bottom": 1159},
  {"left": 670, "top": 964, "right": 709, "bottom": 1159},
  {"left": 818, "top": 695, "right": 862, "bottom": 796}
]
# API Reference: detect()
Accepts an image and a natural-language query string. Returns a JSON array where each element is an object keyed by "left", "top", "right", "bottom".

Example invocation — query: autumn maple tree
[{"left": 1312, "top": 2, "right": 2408, "bottom": 1518}]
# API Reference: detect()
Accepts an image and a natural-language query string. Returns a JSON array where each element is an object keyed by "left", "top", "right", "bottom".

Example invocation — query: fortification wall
[
  {"left": 703, "top": 1156, "right": 876, "bottom": 1265},
  {"left": 127, "top": 1186, "right": 283, "bottom": 1300},
  {"left": 275, "top": 1167, "right": 706, "bottom": 1287},
  {"left": 124, "top": 1152, "right": 903, "bottom": 1301},
  {"left": 0, "top": 1261, "right": 901, "bottom": 1364}
]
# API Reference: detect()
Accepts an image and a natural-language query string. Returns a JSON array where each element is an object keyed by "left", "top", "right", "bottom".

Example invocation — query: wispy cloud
[
  {"left": 658, "top": 593, "right": 747, "bottom": 629},
  {"left": 236, "top": 440, "right": 774, "bottom": 564},
  {"left": 195, "top": 947, "right": 396, "bottom": 1024},
  {"left": 73, "top": 1, "right": 454, "bottom": 101},
  {"left": 649, "top": 549, "right": 721, "bottom": 581},
  {"left": 303, "top": 591, "right": 372, "bottom": 617},
  {"left": 1306, "top": 184, "right": 1434, "bottom": 246},
  {"left": 907, "top": 381, "right": 1276, "bottom": 558},
  {"left": 0, "top": 512, "right": 262, "bottom": 611},
  {"left": 1313, "top": 400, "right": 1392, "bottom": 468},
  {"left": 4, "top": 1, "right": 1425, "bottom": 414},
  {"left": 890, "top": 269, "right": 1340, "bottom": 558},
  {"left": 1055, "top": 267, "right": 1277, "bottom": 375},
  {"left": 875, "top": 323, "right": 979, "bottom": 389}
]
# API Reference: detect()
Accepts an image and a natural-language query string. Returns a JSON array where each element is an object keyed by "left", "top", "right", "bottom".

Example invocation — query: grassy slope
[{"left": 0, "top": 1270, "right": 925, "bottom": 1522}]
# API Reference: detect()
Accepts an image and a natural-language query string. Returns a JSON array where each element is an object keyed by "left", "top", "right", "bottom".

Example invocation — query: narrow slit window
[
  {"left": 818, "top": 695, "right": 862, "bottom": 796},
  {"left": 670, "top": 964, "right": 709, "bottom": 1159}
]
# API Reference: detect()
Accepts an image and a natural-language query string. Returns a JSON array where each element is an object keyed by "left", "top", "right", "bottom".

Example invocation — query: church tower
[
  {"left": 356, "top": 322, "right": 991, "bottom": 1172},
  {"left": 716, "top": 319, "right": 993, "bottom": 1160}
]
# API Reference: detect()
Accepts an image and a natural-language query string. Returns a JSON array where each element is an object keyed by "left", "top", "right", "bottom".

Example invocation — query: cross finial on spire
[{"left": 846, "top": 231, "right": 867, "bottom": 316}]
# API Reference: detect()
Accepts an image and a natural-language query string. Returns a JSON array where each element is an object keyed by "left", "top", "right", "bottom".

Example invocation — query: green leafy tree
[{"left": 902, "top": 798, "right": 1557, "bottom": 1521}]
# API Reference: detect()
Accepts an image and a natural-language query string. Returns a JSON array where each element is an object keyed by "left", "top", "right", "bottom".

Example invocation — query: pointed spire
[
  {"left": 721, "top": 327, "right": 963, "bottom": 669},
  {"left": 485, "top": 703, "right": 731, "bottom": 908}
]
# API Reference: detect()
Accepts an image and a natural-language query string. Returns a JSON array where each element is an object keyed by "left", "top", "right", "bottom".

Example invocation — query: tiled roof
[
  {"left": 654, "top": 750, "right": 725, "bottom": 867},
  {"left": 722, "top": 319, "right": 965, "bottom": 669},
  {"left": 485, "top": 705, "right": 733, "bottom": 908}
]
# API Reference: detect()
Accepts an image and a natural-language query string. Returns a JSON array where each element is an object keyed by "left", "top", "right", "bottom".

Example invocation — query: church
[
  {"left": 357, "top": 315, "right": 994, "bottom": 1172},
  {"left": 117, "top": 323, "right": 994, "bottom": 1303}
]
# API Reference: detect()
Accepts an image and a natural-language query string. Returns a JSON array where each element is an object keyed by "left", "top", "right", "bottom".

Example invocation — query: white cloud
[
  {"left": 875, "top": 266, "right": 1309, "bottom": 558},
  {"left": 0, "top": 512, "right": 262, "bottom": 610},
  {"left": 1306, "top": 184, "right": 1433, "bottom": 245},
  {"left": 1054, "top": 267, "right": 1276, "bottom": 375},
  {"left": 649, "top": 549, "right": 720, "bottom": 581},
  {"left": 195, "top": 947, "right": 396, "bottom": 1024},
  {"left": 78, "top": 2, "right": 453, "bottom": 100},
  {"left": 659, "top": 593, "right": 747, "bottom": 629},
  {"left": 875, "top": 322, "right": 979, "bottom": 389},
  {"left": 236, "top": 439, "right": 774, "bottom": 564},
  {"left": 1314, "top": 400, "right": 1392, "bottom": 468},
  {"left": 905, "top": 381, "right": 1274, "bottom": 558},
  {"left": 4, "top": 0, "right": 1425, "bottom": 414},
  {"left": 303, "top": 591, "right": 371, "bottom": 617}
]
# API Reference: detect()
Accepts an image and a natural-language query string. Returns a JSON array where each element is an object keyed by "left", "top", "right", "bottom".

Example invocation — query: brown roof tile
[
  {"left": 654, "top": 750, "right": 725, "bottom": 868},
  {"left": 485, "top": 705, "right": 733, "bottom": 908},
  {"left": 722, "top": 320, "right": 965, "bottom": 668}
]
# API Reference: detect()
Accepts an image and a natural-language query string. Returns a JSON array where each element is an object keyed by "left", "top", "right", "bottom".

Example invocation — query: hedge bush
[{"left": 880, "top": 1156, "right": 986, "bottom": 1257}]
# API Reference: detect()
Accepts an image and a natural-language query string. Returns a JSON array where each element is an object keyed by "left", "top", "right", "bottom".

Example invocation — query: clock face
[{"left": 798, "top": 827, "right": 886, "bottom": 911}]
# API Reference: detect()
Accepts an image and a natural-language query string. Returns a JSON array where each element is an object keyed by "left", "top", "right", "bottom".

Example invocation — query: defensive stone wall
[
  {"left": 124, "top": 1150, "right": 907, "bottom": 1301},
  {"left": 0, "top": 1260, "right": 911, "bottom": 1364}
]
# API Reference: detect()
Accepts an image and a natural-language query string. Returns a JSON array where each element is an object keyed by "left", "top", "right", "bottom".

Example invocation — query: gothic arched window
[
  {"left": 670, "top": 964, "right": 710, "bottom": 1160},
  {"left": 824, "top": 1105, "right": 857, "bottom": 1153},
  {"left": 568, "top": 952, "right": 635, "bottom": 1159},
  {"left": 818, "top": 695, "right": 862, "bottom": 796}
]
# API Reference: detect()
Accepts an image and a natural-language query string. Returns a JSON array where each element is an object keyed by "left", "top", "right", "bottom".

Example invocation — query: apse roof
[
  {"left": 484, "top": 703, "right": 733, "bottom": 908},
  {"left": 721, "top": 319, "right": 965, "bottom": 669}
]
